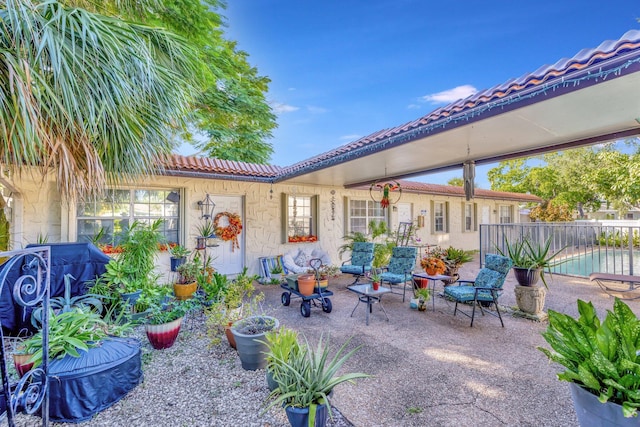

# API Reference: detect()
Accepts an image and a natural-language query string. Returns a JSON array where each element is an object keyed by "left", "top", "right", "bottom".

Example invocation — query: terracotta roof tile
[{"left": 164, "top": 154, "right": 281, "bottom": 178}]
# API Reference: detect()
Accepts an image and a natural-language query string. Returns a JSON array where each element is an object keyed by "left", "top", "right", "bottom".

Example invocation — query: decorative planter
[
  {"left": 121, "top": 290, "right": 142, "bottom": 306},
  {"left": 415, "top": 278, "right": 428, "bottom": 289},
  {"left": 514, "top": 285, "right": 547, "bottom": 314},
  {"left": 266, "top": 370, "right": 278, "bottom": 392},
  {"left": 372, "top": 281, "right": 380, "bottom": 291},
  {"left": 170, "top": 257, "right": 186, "bottom": 272},
  {"left": 285, "top": 403, "right": 328, "bottom": 427},
  {"left": 569, "top": 382, "right": 637, "bottom": 426},
  {"left": 173, "top": 282, "right": 197, "bottom": 300},
  {"left": 316, "top": 278, "right": 329, "bottom": 290},
  {"left": 512, "top": 267, "right": 541, "bottom": 286},
  {"left": 409, "top": 298, "right": 419, "bottom": 310},
  {"left": 231, "top": 315, "right": 279, "bottom": 370},
  {"left": 425, "top": 267, "right": 439, "bottom": 275},
  {"left": 145, "top": 317, "right": 183, "bottom": 350},
  {"left": 225, "top": 322, "right": 237, "bottom": 350},
  {"left": 297, "top": 275, "right": 316, "bottom": 296},
  {"left": 12, "top": 353, "right": 34, "bottom": 378},
  {"left": 195, "top": 236, "right": 206, "bottom": 250},
  {"left": 418, "top": 299, "right": 427, "bottom": 311},
  {"left": 443, "top": 267, "right": 460, "bottom": 285}
]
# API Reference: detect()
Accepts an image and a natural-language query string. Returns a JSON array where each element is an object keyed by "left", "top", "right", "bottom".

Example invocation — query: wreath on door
[{"left": 213, "top": 212, "right": 242, "bottom": 250}]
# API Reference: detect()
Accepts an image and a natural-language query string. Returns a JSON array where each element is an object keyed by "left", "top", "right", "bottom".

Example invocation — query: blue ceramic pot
[{"left": 285, "top": 403, "right": 328, "bottom": 427}]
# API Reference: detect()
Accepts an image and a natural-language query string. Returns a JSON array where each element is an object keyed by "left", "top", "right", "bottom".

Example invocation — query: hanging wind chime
[{"left": 369, "top": 180, "right": 402, "bottom": 209}]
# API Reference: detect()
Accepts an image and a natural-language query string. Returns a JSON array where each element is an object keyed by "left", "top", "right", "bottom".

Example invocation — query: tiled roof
[
  {"left": 163, "top": 155, "right": 540, "bottom": 202},
  {"left": 164, "top": 154, "right": 281, "bottom": 179},
  {"left": 278, "top": 29, "right": 640, "bottom": 177},
  {"left": 393, "top": 180, "right": 542, "bottom": 202}
]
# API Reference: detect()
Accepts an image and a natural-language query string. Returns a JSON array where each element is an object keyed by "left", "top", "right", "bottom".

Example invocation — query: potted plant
[
  {"left": 261, "top": 326, "right": 300, "bottom": 391},
  {"left": 169, "top": 244, "right": 191, "bottom": 272},
  {"left": 205, "top": 268, "right": 261, "bottom": 349},
  {"left": 263, "top": 333, "right": 370, "bottom": 427},
  {"left": 538, "top": 298, "right": 640, "bottom": 424},
  {"left": 231, "top": 315, "right": 279, "bottom": 370},
  {"left": 498, "top": 236, "right": 564, "bottom": 288},
  {"left": 174, "top": 258, "right": 200, "bottom": 300},
  {"left": 270, "top": 264, "right": 284, "bottom": 282},
  {"left": 370, "top": 273, "right": 382, "bottom": 291},
  {"left": 414, "top": 287, "right": 430, "bottom": 311},
  {"left": 420, "top": 256, "right": 446, "bottom": 276},
  {"left": 442, "top": 246, "right": 474, "bottom": 284},
  {"left": 145, "top": 298, "right": 195, "bottom": 350}
]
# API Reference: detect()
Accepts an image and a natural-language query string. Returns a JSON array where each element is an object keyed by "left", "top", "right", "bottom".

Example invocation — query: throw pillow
[{"left": 294, "top": 250, "right": 311, "bottom": 268}]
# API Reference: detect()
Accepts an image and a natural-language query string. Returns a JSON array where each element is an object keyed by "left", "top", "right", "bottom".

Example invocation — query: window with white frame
[
  {"left": 282, "top": 194, "right": 319, "bottom": 242},
  {"left": 76, "top": 188, "right": 180, "bottom": 245},
  {"left": 499, "top": 205, "right": 513, "bottom": 224},
  {"left": 432, "top": 201, "right": 448, "bottom": 233},
  {"left": 348, "top": 199, "right": 386, "bottom": 234},
  {"left": 464, "top": 203, "right": 476, "bottom": 232}
]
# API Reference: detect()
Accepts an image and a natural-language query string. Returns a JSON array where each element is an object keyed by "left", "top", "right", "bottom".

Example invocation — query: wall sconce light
[
  {"left": 197, "top": 194, "right": 215, "bottom": 220},
  {"left": 392, "top": 206, "right": 398, "bottom": 212},
  {"left": 166, "top": 191, "right": 180, "bottom": 203},
  {"left": 493, "top": 209, "right": 497, "bottom": 214}
]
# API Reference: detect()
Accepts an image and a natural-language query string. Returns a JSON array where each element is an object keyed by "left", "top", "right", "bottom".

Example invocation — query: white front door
[
  {"left": 206, "top": 195, "right": 244, "bottom": 275},
  {"left": 396, "top": 202, "right": 413, "bottom": 225}
]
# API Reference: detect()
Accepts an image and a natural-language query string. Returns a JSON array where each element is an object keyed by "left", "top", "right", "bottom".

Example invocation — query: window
[
  {"left": 348, "top": 199, "right": 386, "bottom": 234},
  {"left": 282, "top": 194, "right": 319, "bottom": 242},
  {"left": 77, "top": 188, "right": 180, "bottom": 245},
  {"left": 499, "top": 205, "right": 513, "bottom": 224},
  {"left": 431, "top": 201, "right": 449, "bottom": 233},
  {"left": 464, "top": 203, "right": 476, "bottom": 232}
]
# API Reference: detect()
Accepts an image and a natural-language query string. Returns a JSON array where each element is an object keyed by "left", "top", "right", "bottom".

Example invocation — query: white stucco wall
[{"left": 7, "top": 172, "right": 521, "bottom": 276}]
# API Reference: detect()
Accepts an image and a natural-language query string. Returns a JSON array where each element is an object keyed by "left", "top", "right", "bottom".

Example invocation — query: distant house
[{"left": 1, "top": 157, "right": 540, "bottom": 277}]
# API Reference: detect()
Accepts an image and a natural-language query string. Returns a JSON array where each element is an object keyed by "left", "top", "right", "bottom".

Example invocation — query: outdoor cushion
[
  {"left": 379, "top": 272, "right": 407, "bottom": 284},
  {"left": 282, "top": 247, "right": 331, "bottom": 274},
  {"left": 474, "top": 269, "right": 502, "bottom": 289},
  {"left": 444, "top": 285, "right": 499, "bottom": 302},
  {"left": 341, "top": 265, "right": 372, "bottom": 275}
]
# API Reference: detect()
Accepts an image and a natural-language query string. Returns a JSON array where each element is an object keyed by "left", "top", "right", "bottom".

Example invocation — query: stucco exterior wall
[{"left": 7, "top": 172, "right": 521, "bottom": 276}]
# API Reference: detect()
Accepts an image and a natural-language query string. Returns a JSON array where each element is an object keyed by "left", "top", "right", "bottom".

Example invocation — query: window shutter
[
  {"left": 281, "top": 193, "right": 288, "bottom": 243},
  {"left": 343, "top": 196, "right": 350, "bottom": 234}
]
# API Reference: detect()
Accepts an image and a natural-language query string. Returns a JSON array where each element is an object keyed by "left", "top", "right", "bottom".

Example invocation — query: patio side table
[{"left": 347, "top": 284, "right": 391, "bottom": 325}]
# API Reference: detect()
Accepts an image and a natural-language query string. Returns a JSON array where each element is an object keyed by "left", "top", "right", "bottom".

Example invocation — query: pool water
[{"left": 556, "top": 249, "right": 640, "bottom": 277}]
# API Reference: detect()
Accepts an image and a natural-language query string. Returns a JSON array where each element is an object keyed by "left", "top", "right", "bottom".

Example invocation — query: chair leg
[
  {"left": 470, "top": 300, "right": 477, "bottom": 327},
  {"left": 493, "top": 294, "right": 504, "bottom": 327},
  {"left": 453, "top": 300, "right": 459, "bottom": 316}
]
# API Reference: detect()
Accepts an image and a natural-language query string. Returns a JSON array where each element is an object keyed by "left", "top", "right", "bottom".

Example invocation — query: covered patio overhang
[{"left": 275, "top": 30, "right": 640, "bottom": 188}]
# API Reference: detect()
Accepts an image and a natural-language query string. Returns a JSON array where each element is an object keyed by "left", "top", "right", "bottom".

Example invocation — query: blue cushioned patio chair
[
  {"left": 380, "top": 246, "right": 417, "bottom": 302},
  {"left": 443, "top": 253, "right": 513, "bottom": 327},
  {"left": 340, "top": 242, "right": 375, "bottom": 284}
]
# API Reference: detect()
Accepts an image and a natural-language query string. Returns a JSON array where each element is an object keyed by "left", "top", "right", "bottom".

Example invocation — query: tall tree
[
  {"left": 0, "top": 0, "right": 198, "bottom": 200},
  {"left": 112, "top": 0, "right": 277, "bottom": 163}
]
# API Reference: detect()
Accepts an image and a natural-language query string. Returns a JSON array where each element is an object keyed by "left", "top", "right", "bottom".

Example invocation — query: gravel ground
[{"left": 11, "top": 256, "right": 640, "bottom": 426}]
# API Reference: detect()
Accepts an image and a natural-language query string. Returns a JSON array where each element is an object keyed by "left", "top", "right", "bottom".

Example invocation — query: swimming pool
[{"left": 555, "top": 249, "right": 640, "bottom": 277}]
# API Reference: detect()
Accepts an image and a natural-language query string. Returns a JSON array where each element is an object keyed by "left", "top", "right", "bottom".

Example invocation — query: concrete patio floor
[{"left": 259, "top": 255, "right": 640, "bottom": 426}]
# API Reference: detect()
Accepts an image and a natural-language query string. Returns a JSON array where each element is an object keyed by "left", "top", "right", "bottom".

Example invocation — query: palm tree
[{"left": 0, "top": 0, "right": 199, "bottom": 200}]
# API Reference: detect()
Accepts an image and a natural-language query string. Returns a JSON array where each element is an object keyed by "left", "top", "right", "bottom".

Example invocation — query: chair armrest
[
  {"left": 456, "top": 280, "right": 475, "bottom": 286},
  {"left": 341, "top": 259, "right": 352, "bottom": 266}
]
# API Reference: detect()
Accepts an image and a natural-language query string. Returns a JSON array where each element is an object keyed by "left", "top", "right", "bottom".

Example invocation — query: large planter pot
[
  {"left": 569, "top": 382, "right": 637, "bottom": 426},
  {"left": 512, "top": 267, "right": 541, "bottom": 286},
  {"left": 285, "top": 403, "right": 328, "bottom": 427},
  {"left": 13, "top": 353, "right": 34, "bottom": 378},
  {"left": 173, "top": 282, "right": 197, "bottom": 300},
  {"left": 297, "top": 275, "right": 316, "bottom": 296},
  {"left": 443, "top": 266, "right": 460, "bottom": 285},
  {"left": 145, "top": 317, "right": 183, "bottom": 350},
  {"left": 225, "top": 322, "right": 237, "bottom": 350},
  {"left": 514, "top": 285, "right": 547, "bottom": 315},
  {"left": 121, "top": 290, "right": 142, "bottom": 306},
  {"left": 170, "top": 257, "right": 186, "bottom": 272},
  {"left": 266, "top": 370, "right": 278, "bottom": 392},
  {"left": 231, "top": 315, "right": 279, "bottom": 370}
]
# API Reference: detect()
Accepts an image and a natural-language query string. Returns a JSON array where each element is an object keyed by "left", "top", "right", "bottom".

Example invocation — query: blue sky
[{"left": 194, "top": 0, "right": 640, "bottom": 188}]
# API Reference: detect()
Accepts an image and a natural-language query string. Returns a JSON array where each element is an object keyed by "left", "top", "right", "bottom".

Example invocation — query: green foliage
[
  {"left": 0, "top": 0, "right": 198, "bottom": 200},
  {"left": 414, "top": 287, "right": 430, "bottom": 301},
  {"left": 442, "top": 246, "right": 474, "bottom": 268},
  {"left": 198, "top": 271, "right": 229, "bottom": 302},
  {"left": 145, "top": 298, "right": 197, "bottom": 325},
  {"left": 597, "top": 230, "right": 640, "bottom": 248},
  {"left": 169, "top": 244, "right": 191, "bottom": 259},
  {"left": 270, "top": 264, "right": 284, "bottom": 275},
  {"left": 31, "top": 274, "right": 103, "bottom": 327},
  {"left": 538, "top": 299, "right": 640, "bottom": 418},
  {"left": 176, "top": 259, "right": 201, "bottom": 284},
  {"left": 261, "top": 327, "right": 301, "bottom": 374},
  {"left": 262, "top": 334, "right": 370, "bottom": 423},
  {"left": 446, "top": 177, "right": 464, "bottom": 187},
  {"left": 497, "top": 236, "right": 564, "bottom": 287},
  {"left": 22, "top": 308, "right": 115, "bottom": 368}
]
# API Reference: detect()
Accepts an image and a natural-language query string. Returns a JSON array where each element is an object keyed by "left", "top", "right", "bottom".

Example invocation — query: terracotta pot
[
  {"left": 145, "top": 317, "right": 183, "bottom": 350},
  {"left": 425, "top": 267, "right": 442, "bottom": 276},
  {"left": 372, "top": 281, "right": 380, "bottom": 291},
  {"left": 415, "top": 278, "right": 428, "bottom": 289},
  {"left": 13, "top": 353, "right": 34, "bottom": 378},
  {"left": 225, "top": 322, "right": 237, "bottom": 349},
  {"left": 297, "top": 275, "right": 316, "bottom": 296},
  {"left": 174, "top": 282, "right": 197, "bottom": 300}
]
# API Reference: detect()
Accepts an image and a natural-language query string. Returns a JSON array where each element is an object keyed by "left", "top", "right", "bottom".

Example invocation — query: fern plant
[{"left": 538, "top": 298, "right": 640, "bottom": 418}]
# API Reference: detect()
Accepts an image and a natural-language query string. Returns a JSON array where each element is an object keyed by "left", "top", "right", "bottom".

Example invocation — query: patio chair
[
  {"left": 380, "top": 246, "right": 417, "bottom": 302},
  {"left": 340, "top": 242, "right": 375, "bottom": 284},
  {"left": 443, "top": 253, "right": 513, "bottom": 327}
]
